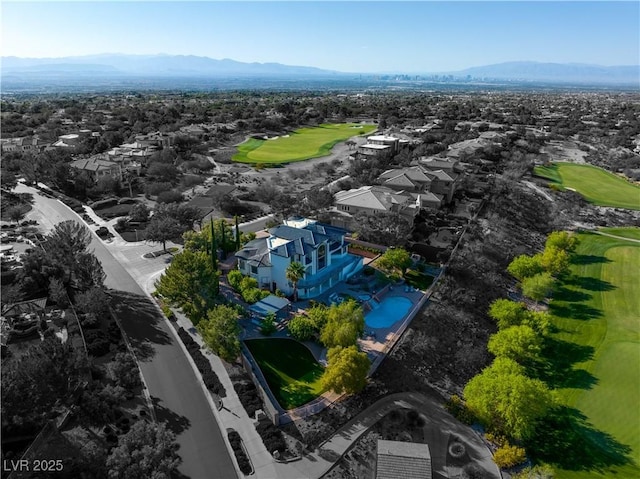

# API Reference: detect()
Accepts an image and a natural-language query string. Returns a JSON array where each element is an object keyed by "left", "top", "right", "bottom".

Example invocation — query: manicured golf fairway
[
  {"left": 233, "top": 123, "right": 376, "bottom": 164},
  {"left": 534, "top": 163, "right": 640, "bottom": 210},
  {"left": 548, "top": 231, "right": 639, "bottom": 478},
  {"left": 244, "top": 338, "right": 325, "bottom": 409}
]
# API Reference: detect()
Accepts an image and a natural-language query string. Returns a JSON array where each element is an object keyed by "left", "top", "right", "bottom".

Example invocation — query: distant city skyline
[{"left": 3, "top": 1, "right": 639, "bottom": 73}]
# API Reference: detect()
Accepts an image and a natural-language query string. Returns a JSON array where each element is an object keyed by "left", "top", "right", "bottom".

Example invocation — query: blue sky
[{"left": 3, "top": 1, "right": 639, "bottom": 72}]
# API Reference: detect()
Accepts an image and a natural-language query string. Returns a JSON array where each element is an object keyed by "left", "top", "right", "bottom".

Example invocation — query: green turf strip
[
  {"left": 534, "top": 163, "right": 640, "bottom": 210},
  {"left": 540, "top": 232, "right": 640, "bottom": 478},
  {"left": 244, "top": 338, "right": 325, "bottom": 409},
  {"left": 233, "top": 123, "right": 376, "bottom": 164}
]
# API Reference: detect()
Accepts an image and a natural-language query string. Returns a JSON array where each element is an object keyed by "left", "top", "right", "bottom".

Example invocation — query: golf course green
[
  {"left": 542, "top": 230, "right": 639, "bottom": 478},
  {"left": 233, "top": 123, "right": 376, "bottom": 164},
  {"left": 245, "top": 338, "right": 325, "bottom": 409},
  {"left": 534, "top": 163, "right": 640, "bottom": 210}
]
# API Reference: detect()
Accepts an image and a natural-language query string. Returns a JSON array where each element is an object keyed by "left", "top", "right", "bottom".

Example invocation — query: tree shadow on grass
[
  {"left": 549, "top": 302, "right": 602, "bottom": 321},
  {"left": 526, "top": 406, "right": 633, "bottom": 472},
  {"left": 570, "top": 254, "right": 612, "bottom": 265},
  {"left": 553, "top": 286, "right": 592, "bottom": 303},
  {"left": 529, "top": 337, "right": 597, "bottom": 390},
  {"left": 564, "top": 276, "right": 616, "bottom": 292}
]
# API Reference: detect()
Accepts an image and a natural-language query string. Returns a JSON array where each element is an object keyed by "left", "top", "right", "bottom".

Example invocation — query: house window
[
  {"left": 318, "top": 244, "right": 326, "bottom": 270},
  {"left": 251, "top": 265, "right": 258, "bottom": 275},
  {"left": 239, "top": 259, "right": 246, "bottom": 270}
]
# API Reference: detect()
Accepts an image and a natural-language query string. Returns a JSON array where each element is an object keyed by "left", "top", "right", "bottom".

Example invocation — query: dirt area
[{"left": 542, "top": 140, "right": 590, "bottom": 164}]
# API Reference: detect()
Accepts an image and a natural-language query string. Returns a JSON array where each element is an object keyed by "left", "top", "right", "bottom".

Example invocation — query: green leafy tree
[
  {"left": 321, "top": 345, "right": 370, "bottom": 394},
  {"left": 1, "top": 338, "right": 85, "bottom": 434},
  {"left": 540, "top": 246, "right": 570, "bottom": 276},
  {"left": 110, "top": 352, "right": 142, "bottom": 391},
  {"left": 106, "top": 421, "right": 179, "bottom": 479},
  {"left": 183, "top": 219, "right": 236, "bottom": 254},
  {"left": 260, "top": 312, "right": 277, "bottom": 336},
  {"left": 286, "top": 261, "right": 306, "bottom": 301},
  {"left": 545, "top": 231, "right": 578, "bottom": 252},
  {"left": 507, "top": 254, "right": 545, "bottom": 281},
  {"left": 227, "top": 269, "right": 244, "bottom": 291},
  {"left": 320, "top": 300, "right": 365, "bottom": 348},
  {"left": 48, "top": 277, "right": 69, "bottom": 308},
  {"left": 197, "top": 305, "right": 241, "bottom": 362},
  {"left": 377, "top": 247, "right": 412, "bottom": 276},
  {"left": 463, "top": 358, "right": 554, "bottom": 439},
  {"left": 493, "top": 443, "right": 527, "bottom": 468},
  {"left": 488, "top": 299, "right": 528, "bottom": 329},
  {"left": 487, "top": 325, "right": 542, "bottom": 363},
  {"left": 512, "top": 465, "right": 555, "bottom": 479},
  {"left": 307, "top": 304, "right": 329, "bottom": 330},
  {"left": 75, "top": 286, "right": 110, "bottom": 316},
  {"left": 7, "top": 205, "right": 29, "bottom": 224},
  {"left": 129, "top": 203, "right": 150, "bottom": 222},
  {"left": 155, "top": 250, "right": 220, "bottom": 324},
  {"left": 521, "top": 273, "right": 555, "bottom": 302},
  {"left": 288, "top": 314, "right": 316, "bottom": 341},
  {"left": 144, "top": 216, "right": 183, "bottom": 252}
]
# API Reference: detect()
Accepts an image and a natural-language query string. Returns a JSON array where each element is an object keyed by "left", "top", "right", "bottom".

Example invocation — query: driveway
[{"left": 16, "top": 184, "right": 237, "bottom": 479}]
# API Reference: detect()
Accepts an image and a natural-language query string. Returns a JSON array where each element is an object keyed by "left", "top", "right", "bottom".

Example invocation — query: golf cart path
[{"left": 592, "top": 231, "right": 640, "bottom": 244}]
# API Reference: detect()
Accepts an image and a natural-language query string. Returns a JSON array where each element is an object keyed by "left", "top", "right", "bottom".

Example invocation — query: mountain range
[{"left": 2, "top": 54, "right": 638, "bottom": 87}]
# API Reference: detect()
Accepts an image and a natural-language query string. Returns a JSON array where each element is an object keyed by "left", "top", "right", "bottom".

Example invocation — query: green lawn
[
  {"left": 534, "top": 163, "right": 640, "bottom": 210},
  {"left": 404, "top": 269, "right": 435, "bottom": 290},
  {"left": 244, "top": 338, "right": 325, "bottom": 409},
  {"left": 599, "top": 227, "right": 640, "bottom": 241},
  {"left": 532, "top": 231, "right": 640, "bottom": 478},
  {"left": 233, "top": 123, "right": 376, "bottom": 164}
]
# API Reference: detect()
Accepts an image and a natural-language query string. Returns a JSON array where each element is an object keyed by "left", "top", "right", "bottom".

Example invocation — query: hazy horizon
[{"left": 3, "top": 1, "right": 639, "bottom": 74}]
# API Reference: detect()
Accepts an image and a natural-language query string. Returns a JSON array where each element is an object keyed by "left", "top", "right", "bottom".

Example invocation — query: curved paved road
[{"left": 16, "top": 184, "right": 237, "bottom": 479}]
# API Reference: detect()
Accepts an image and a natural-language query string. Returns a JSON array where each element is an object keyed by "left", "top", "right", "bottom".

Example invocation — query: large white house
[{"left": 235, "top": 218, "right": 363, "bottom": 299}]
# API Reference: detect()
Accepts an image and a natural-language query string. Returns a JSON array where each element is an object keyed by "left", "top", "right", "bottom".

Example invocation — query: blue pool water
[{"left": 365, "top": 296, "right": 413, "bottom": 329}]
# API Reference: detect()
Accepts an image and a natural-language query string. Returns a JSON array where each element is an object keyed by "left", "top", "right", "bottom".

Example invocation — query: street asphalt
[{"left": 16, "top": 184, "right": 238, "bottom": 479}]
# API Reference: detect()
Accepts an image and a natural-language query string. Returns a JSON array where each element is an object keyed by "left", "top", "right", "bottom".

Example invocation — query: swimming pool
[{"left": 365, "top": 296, "right": 413, "bottom": 329}]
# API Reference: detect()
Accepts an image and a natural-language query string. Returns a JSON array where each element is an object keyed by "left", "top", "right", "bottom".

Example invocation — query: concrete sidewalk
[{"left": 166, "top": 308, "right": 502, "bottom": 479}]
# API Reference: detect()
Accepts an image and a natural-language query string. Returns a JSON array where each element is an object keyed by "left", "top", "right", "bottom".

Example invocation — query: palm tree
[{"left": 286, "top": 261, "right": 305, "bottom": 302}]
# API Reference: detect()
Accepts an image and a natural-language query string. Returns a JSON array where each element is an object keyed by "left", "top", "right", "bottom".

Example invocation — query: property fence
[{"left": 240, "top": 344, "right": 283, "bottom": 425}]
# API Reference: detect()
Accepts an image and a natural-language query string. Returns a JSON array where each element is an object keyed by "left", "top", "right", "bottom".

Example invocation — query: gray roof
[
  {"left": 249, "top": 295, "right": 290, "bottom": 317},
  {"left": 376, "top": 440, "right": 432, "bottom": 479},
  {"left": 235, "top": 237, "right": 271, "bottom": 266}
]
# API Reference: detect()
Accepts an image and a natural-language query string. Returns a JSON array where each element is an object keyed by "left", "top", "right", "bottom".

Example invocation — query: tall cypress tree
[
  {"left": 210, "top": 220, "right": 218, "bottom": 269},
  {"left": 220, "top": 220, "right": 226, "bottom": 259},
  {"left": 234, "top": 215, "right": 241, "bottom": 251}
]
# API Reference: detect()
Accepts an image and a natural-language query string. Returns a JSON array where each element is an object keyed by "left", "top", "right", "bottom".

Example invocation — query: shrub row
[
  {"left": 255, "top": 421, "right": 287, "bottom": 454},
  {"left": 177, "top": 327, "right": 226, "bottom": 397},
  {"left": 227, "top": 430, "right": 252, "bottom": 475},
  {"left": 232, "top": 378, "right": 262, "bottom": 418}
]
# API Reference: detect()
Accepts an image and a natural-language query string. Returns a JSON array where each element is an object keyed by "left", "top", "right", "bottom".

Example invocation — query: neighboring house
[
  {"left": 334, "top": 185, "right": 420, "bottom": 221},
  {"left": 235, "top": 218, "right": 362, "bottom": 299},
  {"left": 357, "top": 135, "right": 405, "bottom": 160},
  {"left": 378, "top": 166, "right": 433, "bottom": 192},
  {"left": 134, "top": 131, "right": 174, "bottom": 148},
  {"left": 424, "top": 169, "right": 458, "bottom": 203},
  {"left": 419, "top": 156, "right": 461, "bottom": 174},
  {"left": 375, "top": 440, "right": 432, "bottom": 479},
  {"left": 52, "top": 130, "right": 93, "bottom": 149},
  {"left": 70, "top": 157, "right": 122, "bottom": 182},
  {"left": 107, "top": 142, "right": 158, "bottom": 170},
  {"left": 1, "top": 137, "right": 50, "bottom": 153}
]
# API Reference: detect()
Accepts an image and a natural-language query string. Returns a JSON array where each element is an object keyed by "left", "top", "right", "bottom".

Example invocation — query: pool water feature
[{"left": 365, "top": 296, "right": 413, "bottom": 329}]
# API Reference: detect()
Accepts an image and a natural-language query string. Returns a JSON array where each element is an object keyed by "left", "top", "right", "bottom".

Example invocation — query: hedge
[
  {"left": 227, "top": 430, "right": 252, "bottom": 475},
  {"left": 176, "top": 327, "right": 226, "bottom": 397},
  {"left": 255, "top": 421, "right": 286, "bottom": 454},
  {"left": 232, "top": 376, "right": 262, "bottom": 418}
]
